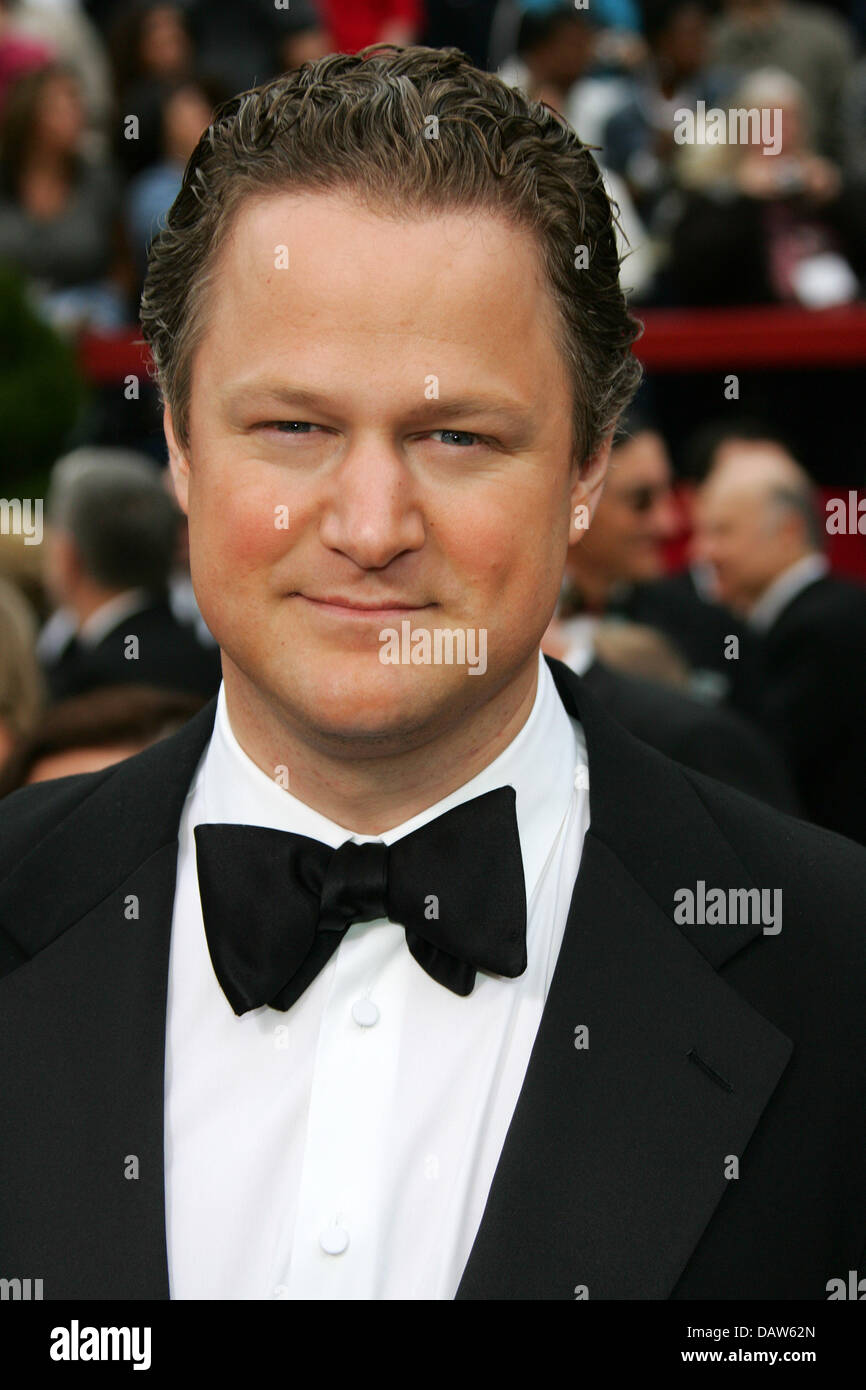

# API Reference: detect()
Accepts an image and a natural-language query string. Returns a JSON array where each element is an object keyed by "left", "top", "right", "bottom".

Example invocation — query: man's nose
[{"left": 318, "top": 439, "right": 426, "bottom": 569}]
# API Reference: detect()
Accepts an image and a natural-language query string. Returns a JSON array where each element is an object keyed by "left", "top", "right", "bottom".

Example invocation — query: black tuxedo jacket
[
  {"left": 43, "top": 597, "right": 222, "bottom": 703},
  {"left": 620, "top": 569, "right": 746, "bottom": 672},
  {"left": 2, "top": 657, "right": 865, "bottom": 1300},
  {"left": 752, "top": 575, "right": 866, "bottom": 846},
  {"left": 581, "top": 659, "right": 801, "bottom": 815}
]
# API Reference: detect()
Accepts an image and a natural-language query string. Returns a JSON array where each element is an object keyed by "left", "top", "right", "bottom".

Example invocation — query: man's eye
[
  {"left": 259, "top": 424, "right": 488, "bottom": 449},
  {"left": 264, "top": 421, "right": 320, "bottom": 435},
  {"left": 429, "top": 430, "right": 485, "bottom": 448}
]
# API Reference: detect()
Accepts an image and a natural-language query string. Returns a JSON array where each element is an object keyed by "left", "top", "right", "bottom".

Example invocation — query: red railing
[
  {"left": 77, "top": 304, "right": 866, "bottom": 382},
  {"left": 629, "top": 303, "right": 866, "bottom": 369}
]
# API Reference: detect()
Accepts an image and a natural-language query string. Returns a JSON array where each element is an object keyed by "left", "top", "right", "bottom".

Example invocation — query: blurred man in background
[
  {"left": 547, "top": 409, "right": 747, "bottom": 693},
  {"left": 695, "top": 441, "right": 866, "bottom": 843},
  {"left": 544, "top": 415, "right": 800, "bottom": 811},
  {"left": 39, "top": 447, "right": 221, "bottom": 700},
  {"left": 551, "top": 414, "right": 681, "bottom": 621}
]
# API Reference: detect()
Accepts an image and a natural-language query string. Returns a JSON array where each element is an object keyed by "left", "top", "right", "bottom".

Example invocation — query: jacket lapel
[{"left": 455, "top": 659, "right": 793, "bottom": 1298}]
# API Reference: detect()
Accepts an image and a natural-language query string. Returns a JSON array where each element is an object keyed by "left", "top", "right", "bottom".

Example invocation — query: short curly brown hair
[{"left": 140, "top": 43, "right": 643, "bottom": 464}]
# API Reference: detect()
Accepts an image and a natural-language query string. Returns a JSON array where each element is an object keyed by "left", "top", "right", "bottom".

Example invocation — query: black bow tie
[{"left": 194, "top": 786, "right": 527, "bottom": 1015}]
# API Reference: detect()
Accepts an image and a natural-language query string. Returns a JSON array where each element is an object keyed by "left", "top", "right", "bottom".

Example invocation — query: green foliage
[{"left": 0, "top": 264, "right": 87, "bottom": 496}]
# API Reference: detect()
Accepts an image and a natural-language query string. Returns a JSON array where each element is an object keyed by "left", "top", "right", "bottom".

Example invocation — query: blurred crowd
[
  {"left": 542, "top": 406, "right": 866, "bottom": 845},
  {"left": 2, "top": 0, "right": 866, "bottom": 320},
  {"left": 0, "top": 0, "right": 865, "bottom": 849}
]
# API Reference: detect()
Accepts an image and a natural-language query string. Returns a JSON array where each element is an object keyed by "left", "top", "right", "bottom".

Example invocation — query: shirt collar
[
  {"left": 78, "top": 588, "right": 153, "bottom": 648},
  {"left": 747, "top": 553, "right": 829, "bottom": 631},
  {"left": 556, "top": 616, "right": 600, "bottom": 676},
  {"left": 200, "top": 649, "right": 582, "bottom": 907}
]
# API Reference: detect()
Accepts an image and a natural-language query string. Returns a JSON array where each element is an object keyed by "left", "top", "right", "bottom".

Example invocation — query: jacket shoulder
[
  {"left": 778, "top": 575, "right": 866, "bottom": 634},
  {"left": 0, "top": 697, "right": 217, "bottom": 889},
  {"left": 680, "top": 761, "right": 866, "bottom": 931},
  {"left": 0, "top": 767, "right": 118, "bottom": 882}
]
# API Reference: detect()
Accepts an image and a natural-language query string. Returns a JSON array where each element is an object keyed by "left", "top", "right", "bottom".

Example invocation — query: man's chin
[{"left": 267, "top": 659, "right": 483, "bottom": 753}]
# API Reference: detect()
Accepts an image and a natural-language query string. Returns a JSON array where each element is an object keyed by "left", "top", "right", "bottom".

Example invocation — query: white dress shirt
[
  {"left": 164, "top": 650, "right": 590, "bottom": 1300},
  {"left": 554, "top": 615, "right": 600, "bottom": 677}
]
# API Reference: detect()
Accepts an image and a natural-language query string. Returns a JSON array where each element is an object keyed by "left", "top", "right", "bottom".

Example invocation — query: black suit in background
[
  {"left": 582, "top": 659, "right": 802, "bottom": 815},
  {"left": 1, "top": 656, "right": 865, "bottom": 1299},
  {"left": 42, "top": 597, "right": 222, "bottom": 703},
  {"left": 618, "top": 569, "right": 763, "bottom": 712},
  {"left": 752, "top": 574, "right": 866, "bottom": 846}
]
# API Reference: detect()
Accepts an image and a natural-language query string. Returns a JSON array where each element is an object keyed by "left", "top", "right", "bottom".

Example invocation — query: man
[
  {"left": 1, "top": 45, "right": 865, "bottom": 1301},
  {"left": 496, "top": 1, "right": 599, "bottom": 123},
  {"left": 616, "top": 417, "right": 764, "bottom": 705},
  {"left": 552, "top": 413, "right": 682, "bottom": 617},
  {"left": 602, "top": 0, "right": 733, "bottom": 224},
  {"left": 38, "top": 448, "right": 221, "bottom": 702},
  {"left": 695, "top": 442, "right": 866, "bottom": 845},
  {"left": 546, "top": 416, "right": 796, "bottom": 810},
  {"left": 496, "top": 6, "right": 655, "bottom": 298}
]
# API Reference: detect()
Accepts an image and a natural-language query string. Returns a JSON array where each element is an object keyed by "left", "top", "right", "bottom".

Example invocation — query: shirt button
[
  {"left": 319, "top": 1226, "right": 350, "bottom": 1255},
  {"left": 352, "top": 998, "right": 379, "bottom": 1027},
  {"left": 273, "top": 1285, "right": 290, "bottom": 1299}
]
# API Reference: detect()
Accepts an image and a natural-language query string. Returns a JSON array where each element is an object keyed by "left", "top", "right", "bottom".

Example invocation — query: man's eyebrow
[{"left": 223, "top": 380, "right": 536, "bottom": 428}]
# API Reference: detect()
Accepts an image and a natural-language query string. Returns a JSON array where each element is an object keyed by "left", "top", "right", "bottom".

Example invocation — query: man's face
[
  {"left": 43, "top": 526, "right": 76, "bottom": 608},
  {"left": 537, "top": 19, "right": 594, "bottom": 90},
  {"left": 166, "top": 190, "right": 606, "bottom": 754},
  {"left": 657, "top": 5, "right": 709, "bottom": 81},
  {"left": 568, "top": 430, "right": 679, "bottom": 586},
  {"left": 693, "top": 482, "right": 784, "bottom": 611},
  {"left": 39, "top": 73, "right": 85, "bottom": 151}
]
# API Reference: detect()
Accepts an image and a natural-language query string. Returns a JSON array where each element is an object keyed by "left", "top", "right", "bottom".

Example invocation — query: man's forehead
[
  {"left": 608, "top": 434, "right": 670, "bottom": 483},
  {"left": 192, "top": 188, "right": 569, "bottom": 406},
  {"left": 219, "top": 188, "right": 544, "bottom": 290},
  {"left": 700, "top": 478, "right": 758, "bottom": 519},
  {"left": 714, "top": 441, "right": 793, "bottom": 472}
]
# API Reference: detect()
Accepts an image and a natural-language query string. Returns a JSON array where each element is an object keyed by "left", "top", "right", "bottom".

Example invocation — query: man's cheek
[
  {"left": 484, "top": 532, "right": 557, "bottom": 598},
  {"left": 194, "top": 497, "right": 291, "bottom": 575}
]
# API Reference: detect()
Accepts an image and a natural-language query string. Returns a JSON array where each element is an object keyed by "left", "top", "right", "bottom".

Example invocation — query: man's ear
[
  {"left": 164, "top": 404, "right": 190, "bottom": 516},
  {"left": 569, "top": 430, "right": 614, "bottom": 542}
]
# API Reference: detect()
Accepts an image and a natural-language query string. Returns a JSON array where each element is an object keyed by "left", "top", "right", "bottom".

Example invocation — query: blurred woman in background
[
  {"left": 108, "top": 1, "right": 195, "bottom": 176},
  {"left": 0, "top": 61, "right": 130, "bottom": 328}
]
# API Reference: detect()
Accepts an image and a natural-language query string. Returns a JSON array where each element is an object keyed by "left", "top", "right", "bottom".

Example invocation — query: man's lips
[{"left": 294, "top": 594, "right": 434, "bottom": 619}]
